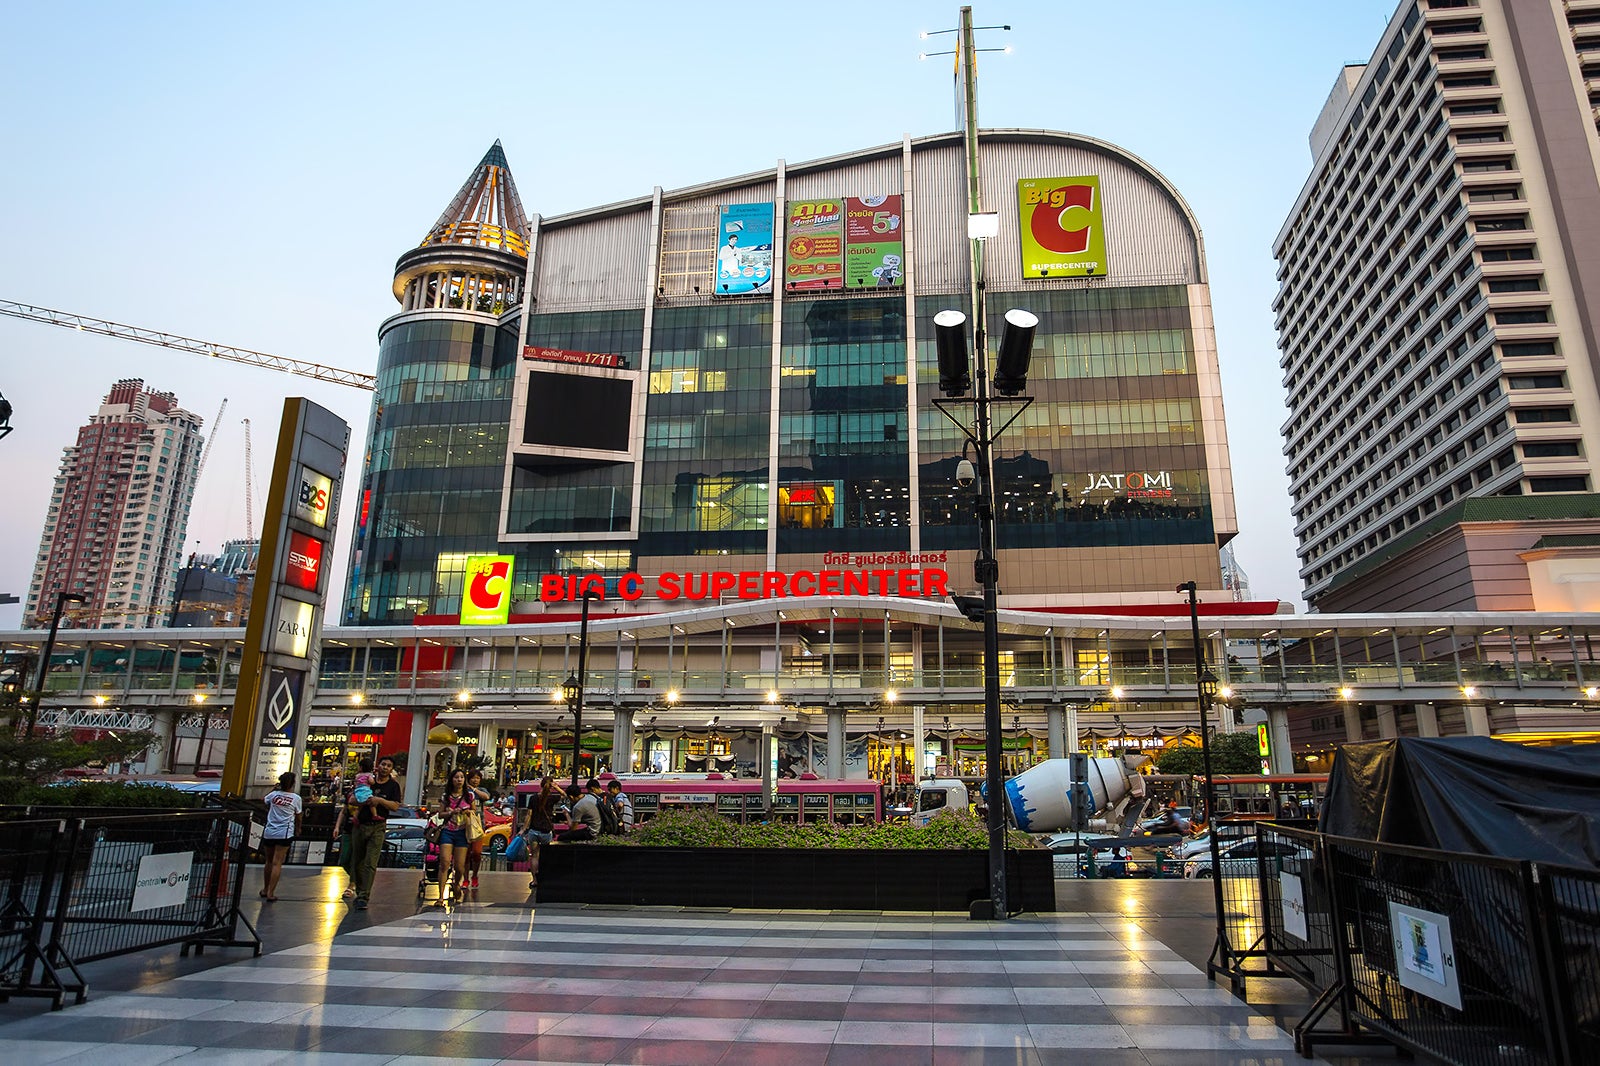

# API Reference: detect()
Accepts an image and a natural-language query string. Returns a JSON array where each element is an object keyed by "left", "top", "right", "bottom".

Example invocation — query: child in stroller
[{"left": 417, "top": 824, "right": 449, "bottom": 903}]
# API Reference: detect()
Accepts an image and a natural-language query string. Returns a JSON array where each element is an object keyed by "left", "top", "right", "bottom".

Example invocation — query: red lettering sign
[
  {"left": 537, "top": 568, "right": 950, "bottom": 603},
  {"left": 521, "top": 346, "right": 622, "bottom": 369}
]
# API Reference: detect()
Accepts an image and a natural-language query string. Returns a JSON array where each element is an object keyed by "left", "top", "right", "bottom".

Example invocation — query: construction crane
[
  {"left": 0, "top": 299, "right": 377, "bottom": 391},
  {"left": 192, "top": 398, "right": 228, "bottom": 490},
  {"left": 242, "top": 417, "right": 256, "bottom": 544}
]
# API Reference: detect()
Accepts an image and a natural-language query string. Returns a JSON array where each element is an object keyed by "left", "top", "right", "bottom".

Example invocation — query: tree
[
  {"left": 0, "top": 730, "right": 157, "bottom": 803},
  {"left": 1154, "top": 731, "right": 1262, "bottom": 776}
]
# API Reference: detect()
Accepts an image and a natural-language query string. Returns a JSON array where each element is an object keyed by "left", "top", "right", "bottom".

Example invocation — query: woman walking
[
  {"left": 521, "top": 775, "right": 561, "bottom": 890},
  {"left": 464, "top": 769, "right": 492, "bottom": 890},
  {"left": 437, "top": 768, "right": 475, "bottom": 901},
  {"left": 260, "top": 771, "right": 302, "bottom": 902}
]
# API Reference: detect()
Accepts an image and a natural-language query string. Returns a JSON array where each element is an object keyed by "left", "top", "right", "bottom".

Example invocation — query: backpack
[{"left": 597, "top": 794, "right": 622, "bottom": 835}]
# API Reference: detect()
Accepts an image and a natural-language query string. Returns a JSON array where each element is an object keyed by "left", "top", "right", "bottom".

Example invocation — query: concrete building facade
[
  {"left": 25, "top": 379, "right": 205, "bottom": 629},
  {"left": 1273, "top": 0, "right": 1600, "bottom": 612}
]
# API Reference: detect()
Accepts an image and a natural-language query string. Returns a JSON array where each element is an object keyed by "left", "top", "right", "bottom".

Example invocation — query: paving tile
[
  {"left": 827, "top": 1042, "right": 935, "bottom": 1066},
  {"left": 739, "top": 1018, "right": 842, "bottom": 1043},
  {"left": 716, "top": 1041, "right": 834, "bottom": 1066}
]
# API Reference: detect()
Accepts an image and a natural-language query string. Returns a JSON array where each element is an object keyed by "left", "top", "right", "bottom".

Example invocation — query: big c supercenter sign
[
  {"left": 461, "top": 554, "right": 514, "bottom": 625},
  {"left": 1018, "top": 176, "right": 1106, "bottom": 279},
  {"left": 540, "top": 553, "right": 952, "bottom": 604}
]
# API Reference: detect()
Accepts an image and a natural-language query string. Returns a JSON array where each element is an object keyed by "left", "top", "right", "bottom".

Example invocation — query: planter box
[{"left": 534, "top": 845, "right": 1055, "bottom": 912}]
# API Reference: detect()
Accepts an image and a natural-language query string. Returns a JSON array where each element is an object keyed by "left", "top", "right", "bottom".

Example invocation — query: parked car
[
  {"left": 1040, "top": 835, "right": 1145, "bottom": 879},
  {"left": 1183, "top": 837, "right": 1312, "bottom": 879}
]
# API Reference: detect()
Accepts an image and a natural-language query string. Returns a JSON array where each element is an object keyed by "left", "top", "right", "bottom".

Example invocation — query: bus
[{"left": 514, "top": 773, "right": 883, "bottom": 826}]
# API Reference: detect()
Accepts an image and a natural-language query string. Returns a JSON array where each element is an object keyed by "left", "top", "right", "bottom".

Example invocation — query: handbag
[
  {"left": 504, "top": 832, "right": 529, "bottom": 863},
  {"left": 424, "top": 816, "right": 444, "bottom": 845},
  {"left": 466, "top": 804, "right": 485, "bottom": 841}
]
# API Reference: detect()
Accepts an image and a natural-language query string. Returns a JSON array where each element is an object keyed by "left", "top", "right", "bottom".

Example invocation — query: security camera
[{"left": 955, "top": 458, "right": 976, "bottom": 488}]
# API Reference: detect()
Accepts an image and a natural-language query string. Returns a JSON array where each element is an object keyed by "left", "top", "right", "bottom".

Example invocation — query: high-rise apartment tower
[
  {"left": 1274, "top": 0, "right": 1600, "bottom": 612},
  {"left": 26, "top": 379, "right": 205, "bottom": 628}
]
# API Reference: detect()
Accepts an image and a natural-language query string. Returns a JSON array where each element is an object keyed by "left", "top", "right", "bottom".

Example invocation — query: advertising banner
[
  {"left": 294, "top": 465, "right": 333, "bottom": 529},
  {"left": 785, "top": 199, "right": 844, "bottom": 291},
  {"left": 131, "top": 851, "right": 193, "bottom": 912},
  {"left": 715, "top": 203, "right": 774, "bottom": 295},
  {"left": 283, "top": 530, "right": 325, "bottom": 592},
  {"left": 461, "top": 554, "right": 515, "bottom": 625},
  {"left": 522, "top": 346, "right": 622, "bottom": 369},
  {"left": 1018, "top": 176, "right": 1107, "bottom": 278},
  {"left": 270, "top": 598, "right": 315, "bottom": 658},
  {"left": 254, "top": 667, "right": 304, "bottom": 784},
  {"left": 844, "top": 195, "right": 904, "bottom": 289}
]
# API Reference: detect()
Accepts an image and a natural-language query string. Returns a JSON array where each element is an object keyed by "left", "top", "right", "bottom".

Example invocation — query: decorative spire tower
[
  {"left": 391, "top": 139, "right": 529, "bottom": 314},
  {"left": 345, "top": 142, "right": 530, "bottom": 624}
]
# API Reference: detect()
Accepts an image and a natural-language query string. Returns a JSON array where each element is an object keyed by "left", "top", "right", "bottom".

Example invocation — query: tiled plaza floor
[{"left": 0, "top": 869, "right": 1397, "bottom": 1065}]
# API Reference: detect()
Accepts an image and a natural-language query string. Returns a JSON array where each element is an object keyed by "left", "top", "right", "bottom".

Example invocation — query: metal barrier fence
[
  {"left": 0, "top": 810, "right": 260, "bottom": 1010},
  {"left": 1246, "top": 823, "right": 1600, "bottom": 1065},
  {"left": 1189, "top": 818, "right": 1289, "bottom": 990}
]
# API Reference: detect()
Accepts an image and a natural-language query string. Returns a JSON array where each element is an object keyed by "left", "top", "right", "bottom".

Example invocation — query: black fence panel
[
  {"left": 51, "top": 812, "right": 260, "bottom": 966},
  {"left": 1318, "top": 834, "right": 1566, "bottom": 1066},
  {"left": 1203, "top": 818, "right": 1311, "bottom": 989},
  {"left": 0, "top": 819, "right": 85, "bottom": 1009},
  {"left": 1540, "top": 866, "right": 1600, "bottom": 1066},
  {"left": 1258, "top": 823, "right": 1339, "bottom": 993}
]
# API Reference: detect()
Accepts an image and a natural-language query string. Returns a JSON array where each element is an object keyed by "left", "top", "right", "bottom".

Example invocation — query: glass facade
[
  {"left": 916, "top": 286, "right": 1215, "bottom": 552},
  {"left": 777, "top": 296, "right": 910, "bottom": 553},
  {"left": 345, "top": 318, "right": 518, "bottom": 623},
  {"left": 638, "top": 304, "right": 772, "bottom": 558}
]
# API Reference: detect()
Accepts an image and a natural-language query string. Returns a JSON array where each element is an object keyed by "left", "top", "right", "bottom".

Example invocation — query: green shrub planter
[{"left": 534, "top": 844, "right": 1055, "bottom": 912}]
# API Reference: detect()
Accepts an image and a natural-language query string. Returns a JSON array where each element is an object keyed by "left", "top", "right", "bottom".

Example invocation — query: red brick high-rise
[{"left": 25, "top": 379, "right": 205, "bottom": 629}]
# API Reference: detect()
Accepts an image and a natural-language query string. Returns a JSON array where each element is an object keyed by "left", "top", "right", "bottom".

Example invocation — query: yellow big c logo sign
[{"left": 461, "top": 555, "right": 514, "bottom": 625}]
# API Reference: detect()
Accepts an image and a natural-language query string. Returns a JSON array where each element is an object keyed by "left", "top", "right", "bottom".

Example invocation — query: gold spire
[{"left": 420, "top": 140, "right": 529, "bottom": 256}]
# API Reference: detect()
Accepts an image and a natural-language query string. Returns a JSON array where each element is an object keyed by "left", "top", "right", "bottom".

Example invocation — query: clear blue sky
[{"left": 0, "top": 0, "right": 1400, "bottom": 628}]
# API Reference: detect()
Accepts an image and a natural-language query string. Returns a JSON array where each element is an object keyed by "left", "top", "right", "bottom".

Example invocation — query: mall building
[{"left": 327, "top": 130, "right": 1274, "bottom": 784}]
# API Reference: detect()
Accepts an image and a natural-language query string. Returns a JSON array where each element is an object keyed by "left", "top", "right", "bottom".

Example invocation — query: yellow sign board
[{"left": 461, "top": 554, "right": 514, "bottom": 625}]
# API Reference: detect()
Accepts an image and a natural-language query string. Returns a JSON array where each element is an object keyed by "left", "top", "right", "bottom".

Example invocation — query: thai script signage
[
  {"left": 715, "top": 203, "right": 774, "bottom": 295},
  {"left": 844, "top": 194, "right": 904, "bottom": 288},
  {"left": 522, "top": 346, "right": 622, "bottom": 369},
  {"left": 785, "top": 200, "right": 844, "bottom": 291}
]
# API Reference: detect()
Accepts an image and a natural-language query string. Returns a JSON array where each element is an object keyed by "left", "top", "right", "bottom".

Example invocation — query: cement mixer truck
[{"left": 911, "top": 754, "right": 1151, "bottom": 834}]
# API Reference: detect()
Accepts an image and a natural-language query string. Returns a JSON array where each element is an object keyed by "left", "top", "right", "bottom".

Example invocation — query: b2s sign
[
  {"left": 294, "top": 466, "right": 333, "bottom": 529},
  {"left": 461, "top": 554, "right": 514, "bottom": 625}
]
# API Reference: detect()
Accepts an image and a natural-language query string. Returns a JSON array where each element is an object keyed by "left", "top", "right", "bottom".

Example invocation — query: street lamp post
[
  {"left": 27, "top": 591, "right": 85, "bottom": 738},
  {"left": 564, "top": 588, "right": 601, "bottom": 791},
  {"left": 1178, "top": 580, "right": 1234, "bottom": 976}
]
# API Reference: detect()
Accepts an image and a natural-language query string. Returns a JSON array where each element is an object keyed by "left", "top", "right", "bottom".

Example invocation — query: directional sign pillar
[{"left": 221, "top": 398, "right": 349, "bottom": 798}]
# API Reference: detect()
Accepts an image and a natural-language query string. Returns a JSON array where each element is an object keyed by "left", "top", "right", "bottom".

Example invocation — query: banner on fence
[
  {"left": 1279, "top": 871, "right": 1308, "bottom": 940},
  {"left": 1388, "top": 902, "right": 1462, "bottom": 1009},
  {"left": 131, "top": 850, "right": 194, "bottom": 912}
]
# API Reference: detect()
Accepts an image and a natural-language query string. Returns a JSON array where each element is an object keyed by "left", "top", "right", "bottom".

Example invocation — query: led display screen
[{"left": 523, "top": 371, "right": 633, "bottom": 453}]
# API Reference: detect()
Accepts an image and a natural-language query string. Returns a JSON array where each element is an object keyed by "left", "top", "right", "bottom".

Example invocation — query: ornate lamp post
[{"left": 563, "top": 672, "right": 582, "bottom": 790}]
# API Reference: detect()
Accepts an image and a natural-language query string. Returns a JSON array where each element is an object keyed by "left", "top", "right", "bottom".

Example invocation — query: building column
[
  {"left": 1375, "top": 704, "right": 1398, "bottom": 739},
  {"left": 478, "top": 722, "right": 499, "bottom": 778},
  {"left": 1415, "top": 703, "right": 1440, "bottom": 737},
  {"left": 147, "top": 707, "right": 176, "bottom": 774},
  {"left": 1265, "top": 705, "right": 1294, "bottom": 774},
  {"left": 827, "top": 707, "right": 845, "bottom": 777},
  {"left": 1463, "top": 703, "right": 1491, "bottom": 737},
  {"left": 1064, "top": 703, "right": 1080, "bottom": 754},
  {"left": 612, "top": 708, "right": 635, "bottom": 773},
  {"left": 911, "top": 704, "right": 926, "bottom": 778},
  {"left": 1047, "top": 704, "right": 1065, "bottom": 761},
  {"left": 405, "top": 712, "right": 430, "bottom": 807},
  {"left": 1342, "top": 703, "right": 1363, "bottom": 744}
]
